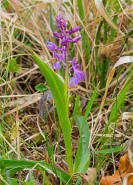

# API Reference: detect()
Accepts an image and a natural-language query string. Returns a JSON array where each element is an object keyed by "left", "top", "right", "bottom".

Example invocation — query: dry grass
[{"left": 0, "top": 0, "right": 133, "bottom": 184}]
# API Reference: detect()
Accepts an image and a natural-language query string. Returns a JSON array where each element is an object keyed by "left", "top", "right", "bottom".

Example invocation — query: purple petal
[
  {"left": 61, "top": 38, "right": 68, "bottom": 47},
  {"left": 57, "top": 13, "right": 63, "bottom": 20},
  {"left": 58, "top": 25, "right": 64, "bottom": 33},
  {"left": 47, "top": 41, "right": 57, "bottom": 51},
  {"left": 72, "top": 57, "right": 76, "bottom": 67},
  {"left": 67, "top": 39, "right": 73, "bottom": 42},
  {"left": 62, "top": 50, "right": 66, "bottom": 60},
  {"left": 66, "top": 27, "right": 81, "bottom": 34},
  {"left": 53, "top": 32, "right": 63, "bottom": 38},
  {"left": 69, "top": 77, "right": 78, "bottom": 86},
  {"left": 66, "top": 30, "right": 73, "bottom": 34},
  {"left": 69, "top": 68, "right": 85, "bottom": 86},
  {"left": 74, "top": 69, "right": 85, "bottom": 82},
  {"left": 76, "top": 64, "right": 80, "bottom": 68},
  {"left": 72, "top": 36, "right": 82, "bottom": 43},
  {"left": 59, "top": 24, "right": 66, "bottom": 32},
  {"left": 54, "top": 52, "right": 63, "bottom": 61},
  {"left": 53, "top": 62, "right": 61, "bottom": 70},
  {"left": 55, "top": 14, "right": 67, "bottom": 31},
  {"left": 55, "top": 14, "right": 66, "bottom": 26},
  {"left": 55, "top": 14, "right": 63, "bottom": 22},
  {"left": 71, "top": 57, "right": 81, "bottom": 69},
  {"left": 54, "top": 52, "right": 59, "bottom": 60},
  {"left": 72, "top": 26, "right": 81, "bottom": 33},
  {"left": 57, "top": 47, "right": 65, "bottom": 52}
]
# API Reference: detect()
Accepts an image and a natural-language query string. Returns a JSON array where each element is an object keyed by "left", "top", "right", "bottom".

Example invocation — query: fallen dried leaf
[
  {"left": 128, "top": 140, "right": 133, "bottom": 167},
  {"left": 122, "top": 112, "right": 133, "bottom": 120},
  {"left": 100, "top": 152, "right": 133, "bottom": 185},
  {"left": 80, "top": 168, "right": 97, "bottom": 185},
  {"left": 98, "top": 40, "right": 123, "bottom": 65}
]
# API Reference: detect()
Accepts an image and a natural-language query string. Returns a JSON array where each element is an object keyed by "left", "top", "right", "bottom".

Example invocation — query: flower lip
[
  {"left": 53, "top": 62, "right": 61, "bottom": 70},
  {"left": 69, "top": 70, "right": 85, "bottom": 86},
  {"left": 66, "top": 30, "right": 73, "bottom": 34},
  {"left": 72, "top": 56, "right": 76, "bottom": 66},
  {"left": 53, "top": 32, "right": 63, "bottom": 38},
  {"left": 66, "top": 27, "right": 81, "bottom": 34},
  {"left": 54, "top": 52, "right": 64, "bottom": 61},
  {"left": 47, "top": 41, "right": 57, "bottom": 51},
  {"left": 69, "top": 57, "right": 85, "bottom": 86},
  {"left": 72, "top": 26, "right": 81, "bottom": 33},
  {"left": 72, "top": 36, "right": 82, "bottom": 43}
]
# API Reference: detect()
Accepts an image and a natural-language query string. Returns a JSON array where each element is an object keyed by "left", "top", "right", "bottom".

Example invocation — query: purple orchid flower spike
[
  {"left": 47, "top": 14, "right": 85, "bottom": 85},
  {"left": 69, "top": 57, "right": 85, "bottom": 86}
]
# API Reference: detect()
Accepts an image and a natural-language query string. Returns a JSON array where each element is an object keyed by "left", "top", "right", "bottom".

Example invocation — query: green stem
[{"left": 63, "top": 65, "right": 73, "bottom": 173}]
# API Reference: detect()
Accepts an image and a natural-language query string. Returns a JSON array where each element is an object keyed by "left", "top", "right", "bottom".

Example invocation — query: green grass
[{"left": 0, "top": 0, "right": 133, "bottom": 184}]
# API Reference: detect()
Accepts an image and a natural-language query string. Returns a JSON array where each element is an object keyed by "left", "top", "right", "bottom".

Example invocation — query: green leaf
[
  {"left": 96, "top": 79, "right": 133, "bottom": 149},
  {"left": 108, "top": 80, "right": 133, "bottom": 126},
  {"left": 74, "top": 85, "right": 99, "bottom": 173},
  {"left": 77, "top": 0, "right": 84, "bottom": 21},
  {"left": 3, "top": 0, "right": 9, "bottom": 9},
  {"left": 71, "top": 96, "right": 80, "bottom": 125},
  {"left": 23, "top": 172, "right": 34, "bottom": 185},
  {"left": 84, "top": 83, "right": 99, "bottom": 120},
  {"left": 77, "top": 0, "right": 91, "bottom": 58},
  {"left": 35, "top": 83, "right": 48, "bottom": 92},
  {"left": 8, "top": 59, "right": 21, "bottom": 73},
  {"left": 49, "top": 5, "right": 54, "bottom": 33},
  {"left": 9, "top": 178, "right": 20, "bottom": 185},
  {"left": 74, "top": 116, "right": 90, "bottom": 173},
  {"left": 0, "top": 159, "right": 71, "bottom": 184},
  {"left": 23, "top": 182, "right": 32, "bottom": 185},
  {"left": 97, "top": 147, "right": 123, "bottom": 154},
  {"left": 30, "top": 51, "right": 73, "bottom": 173},
  {"left": 110, "top": 15, "right": 118, "bottom": 42}
]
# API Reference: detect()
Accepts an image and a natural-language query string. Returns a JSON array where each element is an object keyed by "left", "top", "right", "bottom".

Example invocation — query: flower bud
[
  {"left": 72, "top": 26, "right": 81, "bottom": 33},
  {"left": 72, "top": 36, "right": 82, "bottom": 43}
]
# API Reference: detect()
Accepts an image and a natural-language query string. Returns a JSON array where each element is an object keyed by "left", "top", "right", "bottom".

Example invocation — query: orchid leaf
[
  {"left": 0, "top": 159, "right": 71, "bottom": 184},
  {"left": 74, "top": 85, "right": 99, "bottom": 173},
  {"left": 30, "top": 51, "right": 73, "bottom": 173},
  {"left": 74, "top": 116, "right": 90, "bottom": 173}
]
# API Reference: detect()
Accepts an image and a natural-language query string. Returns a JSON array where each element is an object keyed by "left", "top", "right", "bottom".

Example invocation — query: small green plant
[
  {"left": 1, "top": 2, "right": 132, "bottom": 184},
  {"left": 28, "top": 14, "right": 99, "bottom": 183},
  {"left": 35, "top": 83, "right": 48, "bottom": 92},
  {"left": 8, "top": 58, "right": 21, "bottom": 73},
  {"left": 0, "top": 13, "right": 98, "bottom": 185}
]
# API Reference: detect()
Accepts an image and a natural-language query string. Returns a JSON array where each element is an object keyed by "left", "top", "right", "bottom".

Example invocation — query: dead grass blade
[
  {"left": 100, "top": 55, "right": 133, "bottom": 111},
  {"left": 94, "top": 0, "right": 124, "bottom": 35}
]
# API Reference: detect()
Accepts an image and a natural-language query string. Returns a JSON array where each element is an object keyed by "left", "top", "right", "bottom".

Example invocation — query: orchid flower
[
  {"left": 69, "top": 57, "right": 85, "bottom": 86},
  {"left": 47, "top": 14, "right": 85, "bottom": 86}
]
